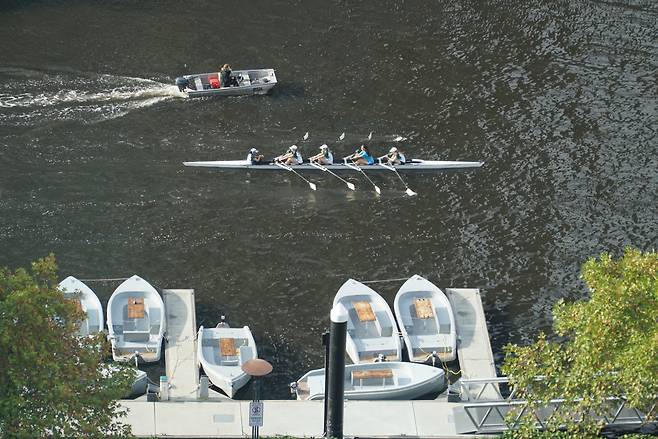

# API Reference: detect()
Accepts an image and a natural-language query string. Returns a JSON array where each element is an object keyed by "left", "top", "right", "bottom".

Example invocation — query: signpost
[
  {"left": 242, "top": 358, "right": 273, "bottom": 439},
  {"left": 249, "top": 401, "right": 264, "bottom": 427}
]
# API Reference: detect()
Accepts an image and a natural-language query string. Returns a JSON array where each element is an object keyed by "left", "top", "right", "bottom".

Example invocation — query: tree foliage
[
  {"left": 0, "top": 255, "right": 134, "bottom": 437},
  {"left": 502, "top": 249, "right": 658, "bottom": 437}
]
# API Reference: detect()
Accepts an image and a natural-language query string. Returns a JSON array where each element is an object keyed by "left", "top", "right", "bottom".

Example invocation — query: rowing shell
[{"left": 182, "top": 159, "right": 483, "bottom": 171}]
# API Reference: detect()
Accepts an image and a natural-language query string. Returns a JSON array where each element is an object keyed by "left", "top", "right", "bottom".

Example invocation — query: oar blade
[
  {"left": 303, "top": 132, "right": 309, "bottom": 140},
  {"left": 339, "top": 132, "right": 345, "bottom": 141},
  {"left": 406, "top": 188, "right": 417, "bottom": 197},
  {"left": 374, "top": 185, "right": 381, "bottom": 195},
  {"left": 347, "top": 182, "right": 356, "bottom": 191},
  {"left": 309, "top": 182, "right": 317, "bottom": 191},
  {"left": 367, "top": 131, "right": 373, "bottom": 140}
]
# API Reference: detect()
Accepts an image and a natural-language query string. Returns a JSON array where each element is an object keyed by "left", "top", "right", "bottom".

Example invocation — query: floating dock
[{"left": 120, "top": 288, "right": 495, "bottom": 437}]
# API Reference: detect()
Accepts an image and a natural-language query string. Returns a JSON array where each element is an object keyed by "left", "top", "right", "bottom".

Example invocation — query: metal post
[
  {"left": 326, "top": 305, "right": 347, "bottom": 439},
  {"left": 252, "top": 378, "right": 261, "bottom": 439},
  {"left": 322, "top": 330, "right": 330, "bottom": 435}
]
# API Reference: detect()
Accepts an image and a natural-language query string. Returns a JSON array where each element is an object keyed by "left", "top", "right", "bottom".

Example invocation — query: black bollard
[
  {"left": 326, "top": 305, "right": 347, "bottom": 439},
  {"left": 322, "top": 330, "right": 330, "bottom": 436}
]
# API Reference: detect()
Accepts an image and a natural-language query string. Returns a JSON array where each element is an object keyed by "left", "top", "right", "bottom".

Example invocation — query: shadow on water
[{"left": 270, "top": 81, "right": 306, "bottom": 99}]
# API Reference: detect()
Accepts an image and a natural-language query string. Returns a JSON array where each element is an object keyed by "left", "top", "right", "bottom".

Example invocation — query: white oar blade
[
  {"left": 367, "top": 132, "right": 373, "bottom": 140},
  {"left": 375, "top": 185, "right": 381, "bottom": 195},
  {"left": 406, "top": 188, "right": 417, "bottom": 197},
  {"left": 303, "top": 132, "right": 309, "bottom": 140},
  {"left": 347, "top": 182, "right": 356, "bottom": 191},
  {"left": 339, "top": 132, "right": 345, "bottom": 140},
  {"left": 309, "top": 183, "right": 317, "bottom": 191}
]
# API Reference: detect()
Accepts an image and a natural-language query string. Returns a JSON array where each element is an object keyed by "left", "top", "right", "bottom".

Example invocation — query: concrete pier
[
  {"left": 163, "top": 289, "right": 199, "bottom": 400},
  {"left": 446, "top": 288, "right": 498, "bottom": 400}
]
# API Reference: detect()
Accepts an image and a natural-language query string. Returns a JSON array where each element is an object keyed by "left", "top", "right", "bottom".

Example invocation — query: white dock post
[{"left": 163, "top": 289, "right": 199, "bottom": 400}]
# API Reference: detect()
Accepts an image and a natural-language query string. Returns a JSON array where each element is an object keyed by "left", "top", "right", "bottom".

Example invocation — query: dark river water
[{"left": 1, "top": 1, "right": 656, "bottom": 399}]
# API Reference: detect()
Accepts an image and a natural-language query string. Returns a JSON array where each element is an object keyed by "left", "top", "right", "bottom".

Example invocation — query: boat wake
[{"left": 0, "top": 67, "right": 183, "bottom": 126}]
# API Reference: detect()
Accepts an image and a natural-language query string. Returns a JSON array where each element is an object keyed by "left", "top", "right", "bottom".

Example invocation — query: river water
[{"left": 0, "top": 1, "right": 656, "bottom": 399}]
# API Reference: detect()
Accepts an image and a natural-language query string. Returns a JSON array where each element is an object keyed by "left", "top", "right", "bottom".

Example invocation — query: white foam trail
[{"left": 0, "top": 71, "right": 185, "bottom": 125}]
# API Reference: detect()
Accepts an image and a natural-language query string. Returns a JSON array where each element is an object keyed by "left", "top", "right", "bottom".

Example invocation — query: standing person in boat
[
  {"left": 347, "top": 144, "right": 375, "bottom": 166},
  {"left": 309, "top": 144, "right": 333, "bottom": 165},
  {"left": 220, "top": 64, "right": 231, "bottom": 87},
  {"left": 274, "top": 145, "right": 303, "bottom": 165},
  {"left": 247, "top": 148, "right": 265, "bottom": 165},
  {"left": 383, "top": 147, "right": 406, "bottom": 165}
]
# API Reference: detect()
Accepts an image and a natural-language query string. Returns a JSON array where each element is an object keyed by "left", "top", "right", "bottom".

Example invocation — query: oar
[
  {"left": 274, "top": 161, "right": 317, "bottom": 191},
  {"left": 309, "top": 161, "right": 356, "bottom": 191},
  {"left": 378, "top": 161, "right": 417, "bottom": 196},
  {"left": 367, "top": 132, "right": 373, "bottom": 141},
  {"left": 338, "top": 132, "right": 345, "bottom": 141},
  {"left": 343, "top": 158, "right": 381, "bottom": 195},
  {"left": 303, "top": 132, "right": 309, "bottom": 140}
]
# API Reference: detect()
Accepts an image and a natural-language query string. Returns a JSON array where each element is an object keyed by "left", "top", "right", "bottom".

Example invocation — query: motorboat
[
  {"left": 394, "top": 275, "right": 457, "bottom": 363},
  {"left": 58, "top": 276, "right": 104, "bottom": 336},
  {"left": 333, "top": 279, "right": 402, "bottom": 363},
  {"left": 197, "top": 321, "right": 257, "bottom": 398},
  {"left": 175, "top": 68, "right": 276, "bottom": 97},
  {"left": 292, "top": 361, "right": 445, "bottom": 400},
  {"left": 106, "top": 275, "right": 166, "bottom": 363}
]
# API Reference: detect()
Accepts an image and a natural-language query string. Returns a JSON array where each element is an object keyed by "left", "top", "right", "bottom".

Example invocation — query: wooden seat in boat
[
  {"left": 353, "top": 300, "right": 376, "bottom": 322},
  {"left": 415, "top": 298, "right": 434, "bottom": 319},
  {"left": 352, "top": 369, "right": 394, "bottom": 380},
  {"left": 220, "top": 338, "right": 238, "bottom": 357},
  {"left": 128, "top": 298, "right": 145, "bottom": 319}
]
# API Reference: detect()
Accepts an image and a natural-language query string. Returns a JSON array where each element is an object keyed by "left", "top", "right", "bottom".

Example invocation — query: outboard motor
[{"left": 175, "top": 76, "right": 189, "bottom": 92}]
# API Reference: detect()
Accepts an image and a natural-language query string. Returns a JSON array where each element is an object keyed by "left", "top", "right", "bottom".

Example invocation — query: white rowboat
[
  {"left": 176, "top": 69, "right": 276, "bottom": 98},
  {"left": 333, "top": 279, "right": 403, "bottom": 363},
  {"left": 107, "top": 275, "right": 166, "bottom": 363},
  {"left": 293, "top": 361, "right": 445, "bottom": 400},
  {"left": 394, "top": 275, "right": 457, "bottom": 363},
  {"left": 183, "top": 159, "right": 483, "bottom": 171},
  {"left": 197, "top": 324, "right": 257, "bottom": 398},
  {"left": 58, "top": 276, "right": 104, "bottom": 337}
]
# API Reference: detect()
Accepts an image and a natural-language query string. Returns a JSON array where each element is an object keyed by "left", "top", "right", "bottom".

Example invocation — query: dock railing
[{"left": 457, "top": 377, "right": 655, "bottom": 433}]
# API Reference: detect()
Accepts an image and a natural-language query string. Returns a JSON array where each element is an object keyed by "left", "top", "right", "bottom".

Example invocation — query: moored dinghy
[
  {"left": 197, "top": 321, "right": 257, "bottom": 398},
  {"left": 394, "top": 274, "right": 457, "bottom": 363},
  {"left": 333, "top": 279, "right": 402, "bottom": 363},
  {"left": 58, "top": 276, "right": 104, "bottom": 336},
  {"left": 107, "top": 275, "right": 166, "bottom": 363},
  {"left": 292, "top": 361, "right": 445, "bottom": 400}
]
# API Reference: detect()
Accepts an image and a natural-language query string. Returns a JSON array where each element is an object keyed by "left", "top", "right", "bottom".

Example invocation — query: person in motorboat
[
  {"left": 309, "top": 144, "right": 333, "bottom": 165},
  {"left": 347, "top": 144, "right": 375, "bottom": 166},
  {"left": 274, "top": 145, "right": 303, "bottom": 165},
  {"left": 220, "top": 64, "right": 232, "bottom": 87},
  {"left": 247, "top": 148, "right": 265, "bottom": 165},
  {"left": 382, "top": 147, "right": 406, "bottom": 165}
]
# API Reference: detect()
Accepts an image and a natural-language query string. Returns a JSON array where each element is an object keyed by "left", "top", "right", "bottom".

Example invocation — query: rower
[
  {"left": 347, "top": 144, "right": 375, "bottom": 166},
  {"left": 309, "top": 144, "right": 333, "bottom": 165},
  {"left": 382, "top": 147, "right": 406, "bottom": 165},
  {"left": 274, "top": 145, "right": 303, "bottom": 165},
  {"left": 247, "top": 148, "right": 264, "bottom": 165}
]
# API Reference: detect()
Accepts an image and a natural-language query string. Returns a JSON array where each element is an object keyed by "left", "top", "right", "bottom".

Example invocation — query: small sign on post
[{"left": 249, "top": 401, "right": 264, "bottom": 427}]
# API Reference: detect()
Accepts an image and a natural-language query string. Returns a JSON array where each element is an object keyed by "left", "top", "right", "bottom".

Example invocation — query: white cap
[
  {"left": 320, "top": 144, "right": 328, "bottom": 150},
  {"left": 290, "top": 145, "right": 298, "bottom": 151},
  {"left": 389, "top": 147, "right": 398, "bottom": 153},
  {"left": 250, "top": 148, "right": 258, "bottom": 153},
  {"left": 330, "top": 304, "right": 348, "bottom": 323}
]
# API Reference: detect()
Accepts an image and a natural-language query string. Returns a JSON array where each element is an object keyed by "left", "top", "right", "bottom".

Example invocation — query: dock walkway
[{"left": 163, "top": 289, "right": 199, "bottom": 400}]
